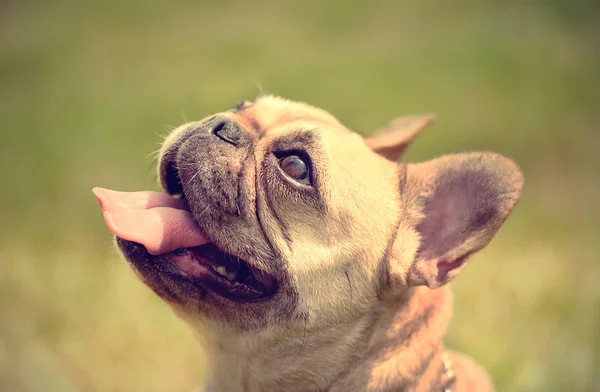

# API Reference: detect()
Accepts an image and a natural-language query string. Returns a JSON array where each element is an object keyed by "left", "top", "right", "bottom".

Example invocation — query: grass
[{"left": 1, "top": 1, "right": 599, "bottom": 391}]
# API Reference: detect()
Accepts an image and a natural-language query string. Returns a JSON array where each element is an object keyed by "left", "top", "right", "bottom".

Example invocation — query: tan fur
[{"left": 119, "top": 96, "right": 523, "bottom": 391}]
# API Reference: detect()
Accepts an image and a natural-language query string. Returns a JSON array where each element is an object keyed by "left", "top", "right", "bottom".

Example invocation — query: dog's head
[{"left": 116, "top": 96, "right": 523, "bottom": 334}]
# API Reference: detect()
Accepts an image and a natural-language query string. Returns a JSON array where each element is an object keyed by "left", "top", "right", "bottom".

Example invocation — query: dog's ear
[
  {"left": 365, "top": 114, "right": 435, "bottom": 161},
  {"left": 394, "top": 152, "right": 523, "bottom": 289}
]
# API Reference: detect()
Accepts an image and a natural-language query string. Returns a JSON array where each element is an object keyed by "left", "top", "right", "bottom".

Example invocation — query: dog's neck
[{"left": 195, "top": 286, "right": 453, "bottom": 392}]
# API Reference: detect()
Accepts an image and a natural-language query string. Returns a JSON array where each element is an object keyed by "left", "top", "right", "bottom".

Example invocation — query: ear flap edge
[
  {"left": 404, "top": 151, "right": 524, "bottom": 288},
  {"left": 365, "top": 114, "right": 436, "bottom": 161}
]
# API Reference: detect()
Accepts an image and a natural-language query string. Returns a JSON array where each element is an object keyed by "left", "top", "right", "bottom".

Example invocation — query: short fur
[{"left": 116, "top": 96, "right": 523, "bottom": 391}]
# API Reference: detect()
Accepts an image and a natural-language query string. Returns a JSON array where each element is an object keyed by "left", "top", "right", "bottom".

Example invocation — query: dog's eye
[
  {"left": 228, "top": 100, "right": 252, "bottom": 112},
  {"left": 278, "top": 154, "right": 310, "bottom": 185}
]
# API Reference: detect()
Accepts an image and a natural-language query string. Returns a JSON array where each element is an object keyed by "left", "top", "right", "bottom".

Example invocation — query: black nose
[{"left": 209, "top": 116, "right": 247, "bottom": 147}]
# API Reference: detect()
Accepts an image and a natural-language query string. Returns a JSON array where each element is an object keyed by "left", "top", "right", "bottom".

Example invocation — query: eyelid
[{"left": 273, "top": 149, "right": 310, "bottom": 162}]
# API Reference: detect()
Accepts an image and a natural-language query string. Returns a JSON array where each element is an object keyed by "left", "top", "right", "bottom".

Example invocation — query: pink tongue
[{"left": 92, "top": 188, "right": 209, "bottom": 255}]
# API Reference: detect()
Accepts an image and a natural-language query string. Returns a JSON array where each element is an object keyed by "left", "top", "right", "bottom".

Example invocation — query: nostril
[
  {"left": 212, "top": 120, "right": 226, "bottom": 135},
  {"left": 212, "top": 118, "right": 243, "bottom": 146}
]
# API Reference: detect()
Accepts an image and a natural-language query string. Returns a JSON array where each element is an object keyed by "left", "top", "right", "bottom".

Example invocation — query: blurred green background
[{"left": 1, "top": 0, "right": 599, "bottom": 391}]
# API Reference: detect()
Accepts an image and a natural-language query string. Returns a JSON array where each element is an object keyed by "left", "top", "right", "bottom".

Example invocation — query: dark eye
[
  {"left": 278, "top": 154, "right": 310, "bottom": 185},
  {"left": 228, "top": 100, "right": 252, "bottom": 112}
]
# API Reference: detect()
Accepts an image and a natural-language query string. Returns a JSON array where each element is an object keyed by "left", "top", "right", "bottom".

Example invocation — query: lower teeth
[
  {"left": 215, "top": 266, "right": 228, "bottom": 277},
  {"left": 214, "top": 265, "right": 236, "bottom": 280}
]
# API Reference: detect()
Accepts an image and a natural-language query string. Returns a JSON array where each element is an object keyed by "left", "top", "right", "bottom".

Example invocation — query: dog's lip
[{"left": 165, "top": 245, "right": 278, "bottom": 302}]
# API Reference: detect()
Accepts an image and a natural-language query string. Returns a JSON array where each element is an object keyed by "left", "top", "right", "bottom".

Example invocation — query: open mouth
[
  {"left": 157, "top": 158, "right": 278, "bottom": 301},
  {"left": 93, "top": 169, "right": 279, "bottom": 303},
  {"left": 166, "top": 243, "right": 278, "bottom": 302},
  {"left": 160, "top": 160, "right": 277, "bottom": 301}
]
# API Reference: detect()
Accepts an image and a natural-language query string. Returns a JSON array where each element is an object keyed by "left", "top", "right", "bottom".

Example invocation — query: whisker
[
  {"left": 187, "top": 170, "right": 200, "bottom": 185},
  {"left": 145, "top": 148, "right": 162, "bottom": 160},
  {"left": 197, "top": 205, "right": 210, "bottom": 218},
  {"left": 156, "top": 131, "right": 172, "bottom": 141},
  {"left": 252, "top": 79, "right": 266, "bottom": 97}
]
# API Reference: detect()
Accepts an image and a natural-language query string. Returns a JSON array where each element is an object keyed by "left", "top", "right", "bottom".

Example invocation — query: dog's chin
[{"left": 117, "top": 238, "right": 279, "bottom": 303}]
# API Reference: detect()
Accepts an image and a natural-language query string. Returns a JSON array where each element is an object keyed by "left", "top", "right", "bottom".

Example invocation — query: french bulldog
[{"left": 94, "top": 95, "right": 523, "bottom": 391}]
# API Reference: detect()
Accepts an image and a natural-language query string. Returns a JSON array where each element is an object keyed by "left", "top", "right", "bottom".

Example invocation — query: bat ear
[
  {"left": 364, "top": 114, "right": 435, "bottom": 161},
  {"left": 399, "top": 152, "right": 524, "bottom": 289}
]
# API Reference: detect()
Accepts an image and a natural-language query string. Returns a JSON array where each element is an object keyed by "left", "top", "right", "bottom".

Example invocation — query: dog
[{"left": 94, "top": 95, "right": 523, "bottom": 391}]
